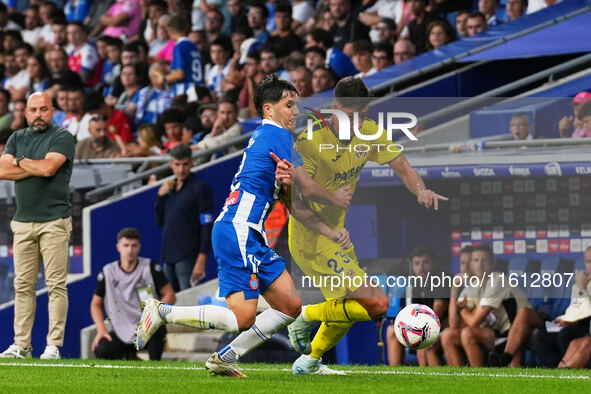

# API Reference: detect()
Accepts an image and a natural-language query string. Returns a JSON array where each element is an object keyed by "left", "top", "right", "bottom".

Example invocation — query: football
[{"left": 394, "top": 304, "right": 441, "bottom": 349}]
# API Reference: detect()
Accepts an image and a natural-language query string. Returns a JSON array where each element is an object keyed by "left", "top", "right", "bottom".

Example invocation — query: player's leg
[
  {"left": 440, "top": 327, "right": 465, "bottom": 366},
  {"left": 146, "top": 325, "right": 167, "bottom": 361},
  {"left": 386, "top": 323, "right": 405, "bottom": 365},
  {"left": 421, "top": 337, "right": 443, "bottom": 366},
  {"left": 559, "top": 336, "right": 591, "bottom": 368},
  {"left": 460, "top": 326, "right": 495, "bottom": 367}
]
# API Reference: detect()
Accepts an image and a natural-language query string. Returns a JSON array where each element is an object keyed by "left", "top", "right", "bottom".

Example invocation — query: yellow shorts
[{"left": 289, "top": 232, "right": 367, "bottom": 299}]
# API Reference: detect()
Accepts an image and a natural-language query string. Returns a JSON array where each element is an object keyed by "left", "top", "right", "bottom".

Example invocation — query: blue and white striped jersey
[
  {"left": 216, "top": 120, "right": 297, "bottom": 233},
  {"left": 171, "top": 37, "right": 204, "bottom": 96}
]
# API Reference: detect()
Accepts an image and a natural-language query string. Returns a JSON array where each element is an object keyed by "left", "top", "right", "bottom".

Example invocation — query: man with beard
[
  {"left": 0, "top": 92, "right": 75, "bottom": 360},
  {"left": 75, "top": 115, "right": 121, "bottom": 159}
]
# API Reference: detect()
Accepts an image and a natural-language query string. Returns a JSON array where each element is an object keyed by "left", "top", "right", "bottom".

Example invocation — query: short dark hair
[
  {"left": 472, "top": 244, "right": 494, "bottom": 261},
  {"left": 67, "top": 20, "right": 85, "bottom": 31},
  {"left": 409, "top": 246, "right": 439, "bottom": 264},
  {"left": 260, "top": 44, "right": 279, "bottom": 58},
  {"left": 468, "top": 11, "right": 486, "bottom": 22},
  {"left": 351, "top": 40, "right": 373, "bottom": 56},
  {"left": 313, "top": 64, "right": 337, "bottom": 84},
  {"left": 373, "top": 43, "right": 393, "bottom": 62},
  {"left": 167, "top": 14, "right": 190, "bottom": 35},
  {"left": 169, "top": 144, "right": 192, "bottom": 160},
  {"left": 461, "top": 245, "right": 474, "bottom": 254},
  {"left": 159, "top": 108, "right": 185, "bottom": 125},
  {"left": 211, "top": 37, "right": 233, "bottom": 53},
  {"left": 305, "top": 46, "right": 326, "bottom": 58},
  {"left": 147, "top": 0, "right": 168, "bottom": 9},
  {"left": 275, "top": 1, "right": 292, "bottom": 16},
  {"left": 254, "top": 74, "right": 298, "bottom": 118},
  {"left": 309, "top": 28, "right": 332, "bottom": 49},
  {"left": 219, "top": 98, "right": 238, "bottom": 113},
  {"left": 578, "top": 101, "right": 591, "bottom": 120},
  {"left": 249, "top": 0, "right": 269, "bottom": 19},
  {"left": 0, "top": 128, "right": 13, "bottom": 145},
  {"left": 511, "top": 112, "right": 531, "bottom": 123},
  {"left": 14, "top": 42, "right": 33, "bottom": 56},
  {"left": 334, "top": 76, "right": 372, "bottom": 108},
  {"left": 122, "top": 42, "right": 139, "bottom": 54},
  {"left": 456, "top": 9, "right": 470, "bottom": 18},
  {"left": 117, "top": 227, "right": 141, "bottom": 241},
  {"left": 0, "top": 88, "right": 11, "bottom": 102}
]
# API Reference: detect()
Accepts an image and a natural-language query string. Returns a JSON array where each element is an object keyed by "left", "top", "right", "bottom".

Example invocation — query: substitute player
[
  {"left": 135, "top": 74, "right": 351, "bottom": 377},
  {"left": 284, "top": 77, "right": 448, "bottom": 374}
]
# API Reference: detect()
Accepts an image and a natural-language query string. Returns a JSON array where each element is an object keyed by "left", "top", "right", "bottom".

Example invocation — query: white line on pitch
[{"left": 0, "top": 362, "right": 588, "bottom": 380}]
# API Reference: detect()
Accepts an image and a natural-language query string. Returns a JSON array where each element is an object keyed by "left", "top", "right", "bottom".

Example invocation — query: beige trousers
[{"left": 11, "top": 217, "right": 72, "bottom": 348}]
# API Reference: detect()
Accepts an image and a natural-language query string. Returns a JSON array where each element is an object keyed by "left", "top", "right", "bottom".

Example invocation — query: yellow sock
[
  {"left": 310, "top": 322, "right": 353, "bottom": 359},
  {"left": 304, "top": 298, "right": 371, "bottom": 323}
]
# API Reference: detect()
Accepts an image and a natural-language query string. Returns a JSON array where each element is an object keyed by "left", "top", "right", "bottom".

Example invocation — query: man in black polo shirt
[
  {"left": 155, "top": 144, "right": 213, "bottom": 292},
  {"left": 407, "top": 0, "right": 441, "bottom": 54},
  {"left": 329, "top": 0, "right": 370, "bottom": 53},
  {"left": 0, "top": 92, "right": 75, "bottom": 360}
]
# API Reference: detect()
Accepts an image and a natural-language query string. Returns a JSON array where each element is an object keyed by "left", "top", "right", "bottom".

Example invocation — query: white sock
[
  {"left": 300, "top": 305, "right": 310, "bottom": 322},
  {"left": 158, "top": 304, "right": 239, "bottom": 332},
  {"left": 218, "top": 308, "right": 295, "bottom": 362}
]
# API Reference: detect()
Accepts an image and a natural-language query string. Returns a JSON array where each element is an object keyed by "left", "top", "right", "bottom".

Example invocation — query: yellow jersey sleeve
[{"left": 364, "top": 120, "right": 403, "bottom": 165}]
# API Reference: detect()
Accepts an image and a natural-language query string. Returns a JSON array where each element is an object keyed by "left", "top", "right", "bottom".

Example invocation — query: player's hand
[
  {"left": 417, "top": 189, "right": 448, "bottom": 210},
  {"left": 270, "top": 152, "right": 293, "bottom": 186},
  {"left": 158, "top": 180, "right": 175, "bottom": 196},
  {"left": 91, "top": 330, "right": 112, "bottom": 352},
  {"left": 191, "top": 257, "right": 206, "bottom": 286},
  {"left": 558, "top": 116, "right": 573, "bottom": 137},
  {"left": 456, "top": 296, "right": 467, "bottom": 309},
  {"left": 332, "top": 186, "right": 353, "bottom": 209},
  {"left": 575, "top": 271, "right": 589, "bottom": 291},
  {"left": 331, "top": 228, "right": 352, "bottom": 249},
  {"left": 553, "top": 318, "right": 570, "bottom": 327}
]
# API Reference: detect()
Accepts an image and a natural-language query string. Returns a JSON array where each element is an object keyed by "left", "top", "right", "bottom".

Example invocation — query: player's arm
[
  {"left": 17, "top": 152, "right": 67, "bottom": 177},
  {"left": 389, "top": 155, "right": 448, "bottom": 210},
  {"left": 159, "top": 283, "right": 176, "bottom": 305},
  {"left": 166, "top": 69, "right": 185, "bottom": 84},
  {"left": 290, "top": 193, "right": 351, "bottom": 249},
  {"left": 100, "top": 12, "right": 130, "bottom": 27},
  {"left": 90, "top": 294, "right": 112, "bottom": 351},
  {"left": 0, "top": 154, "right": 31, "bottom": 180},
  {"left": 460, "top": 304, "right": 493, "bottom": 328}
]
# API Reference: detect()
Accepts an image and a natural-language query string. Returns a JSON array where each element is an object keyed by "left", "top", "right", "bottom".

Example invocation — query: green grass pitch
[{"left": 0, "top": 359, "right": 589, "bottom": 393}]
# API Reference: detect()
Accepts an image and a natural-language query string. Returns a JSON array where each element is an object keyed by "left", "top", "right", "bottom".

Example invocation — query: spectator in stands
[
  {"left": 84, "top": 91, "right": 134, "bottom": 144},
  {"left": 181, "top": 116, "right": 203, "bottom": 146},
  {"left": 92, "top": 0, "right": 142, "bottom": 40},
  {"left": 159, "top": 108, "right": 185, "bottom": 151},
  {"left": 53, "top": 86, "right": 70, "bottom": 126},
  {"left": 441, "top": 244, "right": 530, "bottom": 367},
  {"left": 292, "top": 0, "right": 314, "bottom": 35},
  {"left": 6, "top": 44, "right": 33, "bottom": 102},
  {"left": 22, "top": 5, "right": 43, "bottom": 46},
  {"left": 25, "top": 54, "right": 50, "bottom": 96},
  {"left": 205, "top": 8, "right": 228, "bottom": 43},
  {"left": 259, "top": 45, "right": 282, "bottom": 76},
  {"left": 63, "top": 86, "right": 88, "bottom": 141},
  {"left": 65, "top": 0, "right": 92, "bottom": 23},
  {"left": 66, "top": 21, "right": 101, "bottom": 87},
  {"left": 247, "top": 0, "right": 271, "bottom": 44},
  {"left": 304, "top": 46, "right": 326, "bottom": 73},
  {"left": 312, "top": 64, "right": 337, "bottom": 94},
  {"left": 289, "top": 66, "right": 313, "bottom": 98},
  {"left": 506, "top": 0, "right": 527, "bottom": 22},
  {"left": 206, "top": 38, "right": 234, "bottom": 100},
  {"left": 0, "top": 3, "right": 22, "bottom": 31},
  {"left": 50, "top": 15, "right": 68, "bottom": 50},
  {"left": 136, "top": 123, "right": 165, "bottom": 156},
  {"left": 10, "top": 99, "right": 26, "bottom": 132},
  {"left": 407, "top": 0, "right": 441, "bottom": 54},
  {"left": 45, "top": 48, "right": 84, "bottom": 98},
  {"left": 1, "top": 51, "right": 20, "bottom": 90},
  {"left": 479, "top": 0, "right": 502, "bottom": 26},
  {"left": 573, "top": 100, "right": 591, "bottom": 138},
  {"left": 35, "top": 1, "right": 57, "bottom": 51},
  {"left": 559, "top": 92, "right": 591, "bottom": 138},
  {"left": 91, "top": 228, "right": 175, "bottom": 360},
  {"left": 135, "top": 63, "right": 174, "bottom": 126},
  {"left": 101, "top": 37, "right": 123, "bottom": 94},
  {"left": 75, "top": 115, "right": 121, "bottom": 159},
  {"left": 192, "top": 99, "right": 243, "bottom": 156},
  {"left": 231, "top": 27, "right": 250, "bottom": 63},
  {"left": 304, "top": 28, "right": 358, "bottom": 78},
  {"left": 466, "top": 12, "right": 489, "bottom": 36},
  {"left": 268, "top": 2, "right": 303, "bottom": 58},
  {"left": 110, "top": 42, "right": 150, "bottom": 99},
  {"left": 455, "top": 10, "right": 470, "bottom": 37},
  {"left": 142, "top": 0, "right": 167, "bottom": 44},
  {"left": 237, "top": 50, "right": 264, "bottom": 119},
  {"left": 3, "top": 30, "right": 23, "bottom": 54},
  {"left": 533, "top": 246, "right": 591, "bottom": 368},
  {"left": 387, "top": 246, "right": 449, "bottom": 366},
  {"left": 426, "top": 20, "right": 456, "bottom": 51},
  {"left": 447, "top": 245, "right": 472, "bottom": 332},
  {"left": 199, "top": 103, "right": 217, "bottom": 136},
  {"left": 156, "top": 144, "right": 213, "bottom": 291},
  {"left": 352, "top": 40, "right": 375, "bottom": 78},
  {"left": 329, "top": 0, "right": 370, "bottom": 55},
  {"left": 0, "top": 89, "right": 12, "bottom": 132},
  {"left": 0, "top": 127, "right": 12, "bottom": 155},
  {"left": 107, "top": 64, "right": 142, "bottom": 121},
  {"left": 509, "top": 112, "right": 533, "bottom": 140},
  {"left": 228, "top": 0, "right": 249, "bottom": 34},
  {"left": 371, "top": 43, "right": 394, "bottom": 73},
  {"left": 149, "top": 14, "right": 172, "bottom": 60},
  {"left": 372, "top": 17, "right": 397, "bottom": 46},
  {"left": 165, "top": 15, "right": 205, "bottom": 97}
]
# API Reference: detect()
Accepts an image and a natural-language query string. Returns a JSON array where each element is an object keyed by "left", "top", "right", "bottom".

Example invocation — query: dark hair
[
  {"left": 511, "top": 112, "right": 531, "bottom": 122},
  {"left": 14, "top": 42, "right": 33, "bottom": 56},
  {"left": 169, "top": 144, "right": 192, "bottom": 160},
  {"left": 578, "top": 101, "right": 591, "bottom": 120},
  {"left": 0, "top": 88, "right": 11, "bottom": 102},
  {"left": 67, "top": 20, "right": 86, "bottom": 31},
  {"left": 249, "top": 0, "right": 269, "bottom": 19},
  {"left": 247, "top": 49, "right": 261, "bottom": 62},
  {"left": 472, "top": 244, "right": 494, "bottom": 260},
  {"left": 147, "top": 0, "right": 168, "bottom": 9},
  {"left": 373, "top": 43, "right": 393, "bottom": 62},
  {"left": 194, "top": 86, "right": 212, "bottom": 103},
  {"left": 456, "top": 9, "right": 470, "bottom": 18},
  {"left": 211, "top": 37, "right": 233, "bottom": 53},
  {"left": 167, "top": 14, "right": 190, "bottom": 35},
  {"left": 28, "top": 53, "right": 50, "bottom": 81},
  {"left": 117, "top": 227, "right": 141, "bottom": 241},
  {"left": 309, "top": 28, "right": 332, "bottom": 49},
  {"left": 313, "top": 64, "right": 337, "bottom": 84},
  {"left": 426, "top": 20, "right": 457, "bottom": 51},
  {"left": 3, "top": 30, "right": 23, "bottom": 44},
  {"left": 254, "top": 74, "right": 298, "bottom": 118},
  {"left": 461, "top": 245, "right": 474, "bottom": 254},
  {"left": 334, "top": 76, "right": 372, "bottom": 108},
  {"left": 207, "top": 8, "right": 224, "bottom": 23},
  {"left": 351, "top": 40, "right": 373, "bottom": 56},
  {"left": 50, "top": 12, "right": 67, "bottom": 26},
  {"left": 0, "top": 128, "right": 13, "bottom": 145},
  {"left": 122, "top": 42, "right": 140, "bottom": 54},
  {"left": 409, "top": 246, "right": 439, "bottom": 263},
  {"left": 305, "top": 46, "right": 326, "bottom": 58},
  {"left": 159, "top": 108, "right": 185, "bottom": 125},
  {"left": 0, "top": 3, "right": 6, "bottom": 13},
  {"left": 468, "top": 11, "right": 487, "bottom": 22},
  {"left": 219, "top": 98, "right": 238, "bottom": 112},
  {"left": 260, "top": 44, "right": 279, "bottom": 57},
  {"left": 104, "top": 36, "right": 123, "bottom": 50},
  {"left": 82, "top": 90, "right": 104, "bottom": 112},
  {"left": 275, "top": 1, "right": 292, "bottom": 16}
]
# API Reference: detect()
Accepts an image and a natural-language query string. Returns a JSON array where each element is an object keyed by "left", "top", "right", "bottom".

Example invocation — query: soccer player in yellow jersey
[{"left": 283, "top": 77, "right": 448, "bottom": 374}]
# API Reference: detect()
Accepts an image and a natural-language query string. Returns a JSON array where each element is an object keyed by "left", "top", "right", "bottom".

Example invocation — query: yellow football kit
[{"left": 289, "top": 118, "right": 402, "bottom": 298}]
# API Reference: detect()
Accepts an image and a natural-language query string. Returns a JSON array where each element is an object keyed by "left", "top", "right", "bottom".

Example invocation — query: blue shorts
[{"left": 212, "top": 221, "right": 286, "bottom": 300}]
